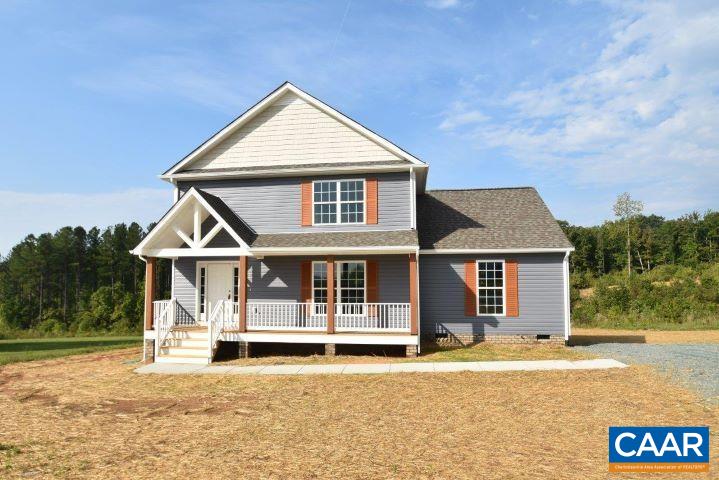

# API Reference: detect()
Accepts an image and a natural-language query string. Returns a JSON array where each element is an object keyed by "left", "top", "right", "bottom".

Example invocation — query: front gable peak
[{"left": 162, "top": 82, "right": 426, "bottom": 178}]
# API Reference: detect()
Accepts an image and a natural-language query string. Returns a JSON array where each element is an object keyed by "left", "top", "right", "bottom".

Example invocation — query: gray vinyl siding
[
  {"left": 173, "top": 255, "right": 410, "bottom": 322},
  {"left": 419, "top": 253, "right": 565, "bottom": 336},
  {"left": 178, "top": 172, "right": 411, "bottom": 233}
]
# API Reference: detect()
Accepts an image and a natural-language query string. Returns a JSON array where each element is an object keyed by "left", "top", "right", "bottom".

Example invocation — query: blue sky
[{"left": 1, "top": 0, "right": 718, "bottom": 254}]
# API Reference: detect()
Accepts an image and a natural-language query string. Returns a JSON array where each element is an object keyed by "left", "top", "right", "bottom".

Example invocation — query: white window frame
[
  {"left": 311, "top": 260, "right": 367, "bottom": 304},
  {"left": 312, "top": 179, "right": 367, "bottom": 225},
  {"left": 476, "top": 259, "right": 506, "bottom": 317}
]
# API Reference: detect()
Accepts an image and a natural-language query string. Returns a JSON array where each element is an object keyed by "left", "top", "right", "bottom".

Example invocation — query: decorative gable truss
[{"left": 132, "top": 188, "right": 252, "bottom": 258}]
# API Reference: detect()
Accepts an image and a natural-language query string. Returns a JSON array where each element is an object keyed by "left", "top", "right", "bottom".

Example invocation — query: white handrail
[
  {"left": 154, "top": 299, "right": 175, "bottom": 358},
  {"left": 208, "top": 300, "right": 232, "bottom": 361}
]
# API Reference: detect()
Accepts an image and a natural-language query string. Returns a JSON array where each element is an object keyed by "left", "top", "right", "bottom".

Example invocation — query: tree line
[
  {"left": 1, "top": 197, "right": 717, "bottom": 336},
  {"left": 0, "top": 224, "right": 172, "bottom": 336},
  {"left": 560, "top": 210, "right": 719, "bottom": 282}
]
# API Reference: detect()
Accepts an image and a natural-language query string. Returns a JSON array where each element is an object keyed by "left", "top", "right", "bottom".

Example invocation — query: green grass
[{"left": 0, "top": 336, "right": 142, "bottom": 366}]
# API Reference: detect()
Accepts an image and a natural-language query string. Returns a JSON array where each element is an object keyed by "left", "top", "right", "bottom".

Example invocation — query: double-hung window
[
  {"left": 313, "top": 180, "right": 365, "bottom": 224},
  {"left": 312, "top": 261, "right": 366, "bottom": 310},
  {"left": 477, "top": 260, "right": 505, "bottom": 315}
]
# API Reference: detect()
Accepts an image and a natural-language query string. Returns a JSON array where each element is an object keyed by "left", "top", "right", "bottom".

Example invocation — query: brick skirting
[
  {"left": 424, "top": 334, "right": 565, "bottom": 346},
  {"left": 143, "top": 339, "right": 155, "bottom": 363}
]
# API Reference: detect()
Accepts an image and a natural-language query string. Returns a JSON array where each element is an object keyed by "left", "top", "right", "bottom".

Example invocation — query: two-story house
[{"left": 132, "top": 82, "right": 574, "bottom": 364}]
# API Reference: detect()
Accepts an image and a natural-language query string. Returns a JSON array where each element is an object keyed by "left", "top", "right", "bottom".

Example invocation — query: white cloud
[
  {"left": 439, "top": 102, "right": 489, "bottom": 130},
  {"left": 439, "top": 0, "right": 719, "bottom": 217},
  {"left": 426, "top": 0, "right": 461, "bottom": 10},
  {"left": 0, "top": 189, "right": 171, "bottom": 256},
  {"left": 74, "top": 54, "right": 253, "bottom": 112}
]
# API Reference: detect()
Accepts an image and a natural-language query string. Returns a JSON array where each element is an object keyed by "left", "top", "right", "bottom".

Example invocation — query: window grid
[
  {"left": 477, "top": 261, "right": 505, "bottom": 315},
  {"left": 311, "top": 261, "right": 366, "bottom": 306},
  {"left": 338, "top": 262, "right": 365, "bottom": 304},
  {"left": 313, "top": 180, "right": 365, "bottom": 224},
  {"left": 199, "top": 267, "right": 206, "bottom": 314},
  {"left": 233, "top": 267, "right": 239, "bottom": 304}
]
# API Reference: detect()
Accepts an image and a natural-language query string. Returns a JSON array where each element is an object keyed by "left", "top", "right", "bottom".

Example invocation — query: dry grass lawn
[
  {"left": 1, "top": 348, "right": 717, "bottom": 479},
  {"left": 216, "top": 342, "right": 592, "bottom": 366},
  {"left": 571, "top": 327, "right": 719, "bottom": 345}
]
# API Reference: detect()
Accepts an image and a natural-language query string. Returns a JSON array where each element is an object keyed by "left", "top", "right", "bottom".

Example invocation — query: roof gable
[
  {"left": 132, "top": 188, "right": 252, "bottom": 255},
  {"left": 163, "top": 82, "right": 426, "bottom": 178}
]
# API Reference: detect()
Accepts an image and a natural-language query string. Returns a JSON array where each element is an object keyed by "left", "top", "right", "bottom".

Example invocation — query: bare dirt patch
[
  {"left": 571, "top": 327, "right": 719, "bottom": 345},
  {"left": 0, "top": 347, "right": 716, "bottom": 479}
]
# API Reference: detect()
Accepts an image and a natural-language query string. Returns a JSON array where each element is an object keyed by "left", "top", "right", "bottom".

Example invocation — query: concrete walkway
[{"left": 135, "top": 358, "right": 627, "bottom": 375}]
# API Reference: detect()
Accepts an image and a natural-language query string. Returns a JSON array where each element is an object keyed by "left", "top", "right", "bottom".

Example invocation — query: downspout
[{"left": 563, "top": 250, "right": 571, "bottom": 341}]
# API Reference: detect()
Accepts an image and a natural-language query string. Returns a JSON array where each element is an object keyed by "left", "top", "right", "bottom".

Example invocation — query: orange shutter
[
  {"left": 301, "top": 180, "right": 313, "bottom": 226},
  {"left": 505, "top": 259, "right": 519, "bottom": 317},
  {"left": 300, "top": 261, "right": 312, "bottom": 302},
  {"left": 464, "top": 260, "right": 477, "bottom": 316},
  {"left": 366, "top": 261, "right": 379, "bottom": 302},
  {"left": 366, "top": 178, "right": 378, "bottom": 224}
]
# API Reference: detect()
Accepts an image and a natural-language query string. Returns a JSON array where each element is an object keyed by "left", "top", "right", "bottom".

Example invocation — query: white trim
[
  {"left": 198, "top": 222, "right": 224, "bottom": 248},
  {"left": 142, "top": 248, "right": 249, "bottom": 258},
  {"left": 222, "top": 331, "right": 419, "bottom": 346},
  {"left": 173, "top": 186, "right": 179, "bottom": 203},
  {"left": 165, "top": 163, "right": 419, "bottom": 182},
  {"left": 409, "top": 168, "right": 417, "bottom": 230},
  {"left": 132, "top": 187, "right": 252, "bottom": 256},
  {"left": 172, "top": 226, "right": 194, "bottom": 248},
  {"left": 251, "top": 246, "right": 417, "bottom": 256},
  {"left": 312, "top": 178, "right": 367, "bottom": 226},
  {"left": 476, "top": 259, "right": 507, "bottom": 317},
  {"left": 419, "top": 248, "right": 575, "bottom": 254},
  {"left": 563, "top": 251, "right": 571, "bottom": 341},
  {"left": 171, "top": 259, "right": 175, "bottom": 298},
  {"left": 162, "top": 82, "right": 427, "bottom": 178}
]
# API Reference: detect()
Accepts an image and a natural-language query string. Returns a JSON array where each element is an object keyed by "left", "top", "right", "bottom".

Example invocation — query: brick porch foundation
[
  {"left": 424, "top": 334, "right": 565, "bottom": 346},
  {"left": 238, "top": 341, "right": 250, "bottom": 359},
  {"left": 143, "top": 339, "right": 155, "bottom": 363},
  {"left": 405, "top": 345, "right": 418, "bottom": 358},
  {"left": 325, "top": 343, "right": 336, "bottom": 356}
]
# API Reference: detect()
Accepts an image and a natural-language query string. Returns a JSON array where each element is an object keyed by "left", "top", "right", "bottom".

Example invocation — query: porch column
[
  {"left": 326, "top": 256, "right": 335, "bottom": 334},
  {"left": 409, "top": 253, "right": 418, "bottom": 335},
  {"left": 238, "top": 256, "right": 248, "bottom": 332},
  {"left": 144, "top": 257, "right": 157, "bottom": 330}
]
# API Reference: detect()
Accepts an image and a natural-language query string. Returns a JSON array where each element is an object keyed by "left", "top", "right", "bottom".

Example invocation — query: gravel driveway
[{"left": 574, "top": 343, "right": 719, "bottom": 403}]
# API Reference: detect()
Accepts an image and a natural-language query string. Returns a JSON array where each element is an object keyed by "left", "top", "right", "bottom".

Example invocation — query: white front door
[{"left": 203, "top": 263, "right": 233, "bottom": 322}]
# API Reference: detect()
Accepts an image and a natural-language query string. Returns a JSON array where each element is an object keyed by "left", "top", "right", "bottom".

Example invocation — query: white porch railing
[
  {"left": 153, "top": 299, "right": 175, "bottom": 358},
  {"left": 241, "top": 302, "right": 411, "bottom": 332},
  {"left": 246, "top": 302, "right": 327, "bottom": 331},
  {"left": 335, "top": 303, "right": 410, "bottom": 332},
  {"left": 208, "top": 299, "right": 233, "bottom": 359}
]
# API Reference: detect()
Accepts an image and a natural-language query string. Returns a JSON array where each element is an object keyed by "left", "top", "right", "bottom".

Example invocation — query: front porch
[
  {"left": 144, "top": 252, "right": 419, "bottom": 364},
  {"left": 148, "top": 299, "right": 418, "bottom": 364}
]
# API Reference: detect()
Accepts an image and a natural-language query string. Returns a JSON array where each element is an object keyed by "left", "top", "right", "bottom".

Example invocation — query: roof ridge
[{"left": 425, "top": 186, "right": 536, "bottom": 192}]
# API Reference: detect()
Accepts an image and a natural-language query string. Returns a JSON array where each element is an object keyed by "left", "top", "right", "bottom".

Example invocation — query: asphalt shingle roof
[
  {"left": 252, "top": 230, "right": 418, "bottom": 248},
  {"left": 417, "top": 187, "right": 572, "bottom": 250},
  {"left": 195, "top": 189, "right": 258, "bottom": 245},
  {"left": 196, "top": 188, "right": 417, "bottom": 248}
]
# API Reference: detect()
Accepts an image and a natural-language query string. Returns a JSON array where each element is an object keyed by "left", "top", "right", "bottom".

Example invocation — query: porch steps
[{"left": 155, "top": 327, "right": 211, "bottom": 364}]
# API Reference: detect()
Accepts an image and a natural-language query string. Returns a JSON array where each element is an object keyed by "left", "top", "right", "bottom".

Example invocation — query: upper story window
[{"left": 313, "top": 180, "right": 365, "bottom": 224}]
